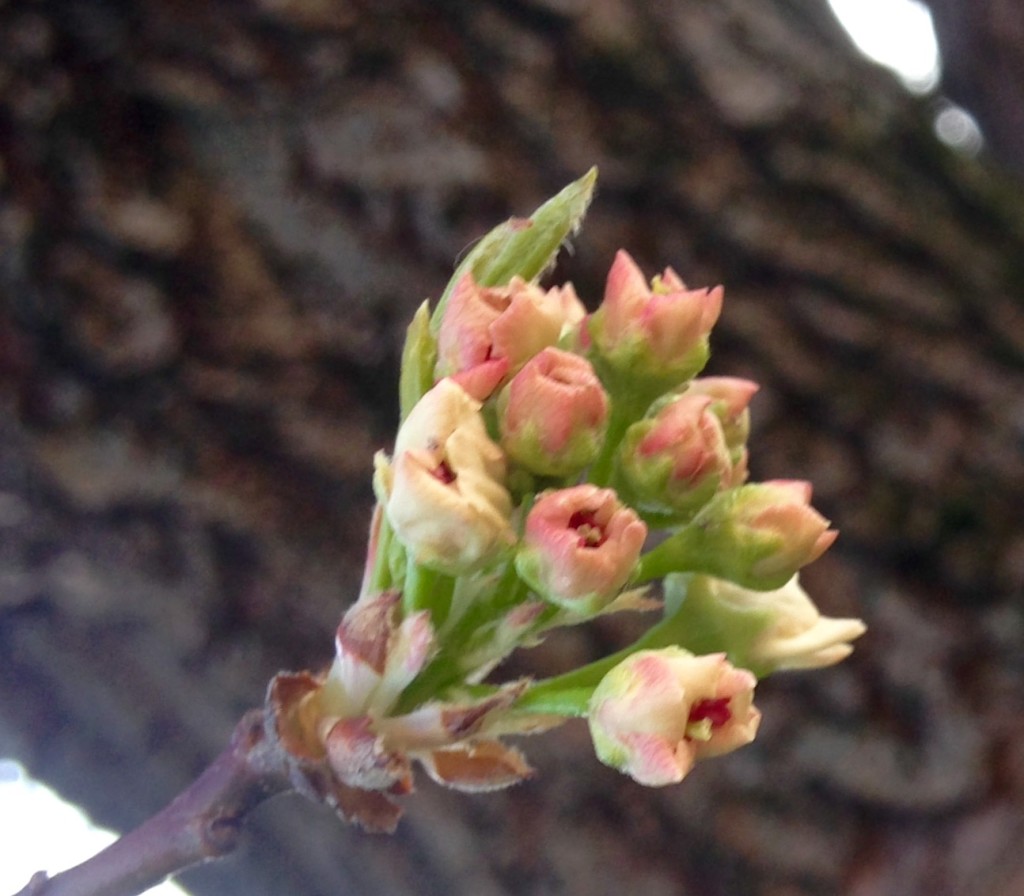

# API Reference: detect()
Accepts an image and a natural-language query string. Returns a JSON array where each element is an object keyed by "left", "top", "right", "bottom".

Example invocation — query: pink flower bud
[
  {"left": 682, "top": 376, "right": 759, "bottom": 477},
  {"left": 733, "top": 480, "right": 838, "bottom": 582},
  {"left": 496, "top": 347, "right": 609, "bottom": 477},
  {"left": 638, "top": 480, "right": 837, "bottom": 589},
  {"left": 618, "top": 393, "right": 733, "bottom": 519},
  {"left": 588, "top": 250, "right": 723, "bottom": 390},
  {"left": 683, "top": 376, "right": 759, "bottom": 427},
  {"left": 589, "top": 648, "right": 760, "bottom": 786},
  {"left": 515, "top": 485, "right": 647, "bottom": 613},
  {"left": 379, "top": 379, "right": 515, "bottom": 573},
  {"left": 436, "top": 273, "right": 586, "bottom": 400}
]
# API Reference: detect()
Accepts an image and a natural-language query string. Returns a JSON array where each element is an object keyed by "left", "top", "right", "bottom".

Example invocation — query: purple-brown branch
[{"left": 13, "top": 710, "right": 292, "bottom": 896}]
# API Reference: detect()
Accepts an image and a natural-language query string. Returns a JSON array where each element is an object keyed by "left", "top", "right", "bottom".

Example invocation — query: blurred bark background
[
  {"left": 922, "top": 0, "right": 1024, "bottom": 176},
  {"left": 1, "top": 1, "right": 1022, "bottom": 894}
]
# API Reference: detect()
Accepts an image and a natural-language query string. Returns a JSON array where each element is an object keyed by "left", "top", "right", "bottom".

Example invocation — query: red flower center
[
  {"left": 568, "top": 509, "right": 607, "bottom": 548},
  {"left": 432, "top": 460, "right": 457, "bottom": 484},
  {"left": 687, "top": 697, "right": 732, "bottom": 730}
]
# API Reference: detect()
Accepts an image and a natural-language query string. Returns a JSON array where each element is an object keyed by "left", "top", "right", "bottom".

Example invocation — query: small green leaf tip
[
  {"left": 399, "top": 301, "right": 437, "bottom": 422},
  {"left": 432, "top": 168, "right": 598, "bottom": 330}
]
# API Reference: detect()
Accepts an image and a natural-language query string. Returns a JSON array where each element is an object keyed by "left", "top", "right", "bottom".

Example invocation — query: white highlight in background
[
  {"left": 829, "top": 0, "right": 983, "bottom": 155},
  {"left": 828, "top": 0, "right": 941, "bottom": 92},
  {"left": 934, "top": 102, "right": 985, "bottom": 154},
  {"left": 0, "top": 760, "right": 187, "bottom": 896}
]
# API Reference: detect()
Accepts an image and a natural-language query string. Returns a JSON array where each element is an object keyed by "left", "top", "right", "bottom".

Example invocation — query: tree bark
[{"left": 1, "top": 1, "right": 1023, "bottom": 895}]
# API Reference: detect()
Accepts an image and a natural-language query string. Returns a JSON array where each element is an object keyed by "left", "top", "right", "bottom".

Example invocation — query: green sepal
[
  {"left": 586, "top": 329, "right": 711, "bottom": 410},
  {"left": 514, "top": 547, "right": 614, "bottom": 618}
]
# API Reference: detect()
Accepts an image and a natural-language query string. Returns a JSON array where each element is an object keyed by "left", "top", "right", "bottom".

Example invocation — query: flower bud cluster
[{"left": 267, "top": 172, "right": 865, "bottom": 828}]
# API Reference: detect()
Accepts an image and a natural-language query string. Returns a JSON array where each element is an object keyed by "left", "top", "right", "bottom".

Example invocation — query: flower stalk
[{"left": 14, "top": 712, "right": 291, "bottom": 896}]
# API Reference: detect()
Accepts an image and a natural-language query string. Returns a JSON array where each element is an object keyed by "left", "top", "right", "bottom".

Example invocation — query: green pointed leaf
[
  {"left": 399, "top": 300, "right": 437, "bottom": 421},
  {"left": 431, "top": 168, "right": 598, "bottom": 331}
]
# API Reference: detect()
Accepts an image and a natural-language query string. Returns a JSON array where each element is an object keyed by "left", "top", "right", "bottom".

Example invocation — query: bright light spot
[
  {"left": 828, "top": 0, "right": 941, "bottom": 93},
  {"left": 934, "top": 103, "right": 985, "bottom": 155},
  {"left": 0, "top": 759, "right": 188, "bottom": 896}
]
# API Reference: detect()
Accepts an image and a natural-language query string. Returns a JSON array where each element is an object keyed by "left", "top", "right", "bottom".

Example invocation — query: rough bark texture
[{"left": 1, "top": 1, "right": 1023, "bottom": 895}]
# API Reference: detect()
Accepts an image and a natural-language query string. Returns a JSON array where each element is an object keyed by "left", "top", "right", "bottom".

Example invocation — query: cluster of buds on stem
[{"left": 266, "top": 170, "right": 865, "bottom": 830}]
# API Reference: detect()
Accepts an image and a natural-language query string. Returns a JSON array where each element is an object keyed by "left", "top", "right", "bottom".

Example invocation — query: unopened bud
[
  {"left": 617, "top": 393, "right": 733, "bottom": 520},
  {"left": 380, "top": 379, "right": 515, "bottom": 573},
  {"left": 677, "top": 575, "right": 866, "bottom": 674},
  {"left": 587, "top": 250, "right": 722, "bottom": 395},
  {"left": 639, "top": 480, "right": 837, "bottom": 589},
  {"left": 436, "top": 273, "right": 585, "bottom": 400},
  {"left": 497, "top": 347, "right": 609, "bottom": 477},
  {"left": 681, "top": 376, "right": 758, "bottom": 477}
]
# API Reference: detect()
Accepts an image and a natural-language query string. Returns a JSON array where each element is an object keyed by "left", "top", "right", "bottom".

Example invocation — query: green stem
[
  {"left": 516, "top": 687, "right": 595, "bottom": 718},
  {"left": 513, "top": 614, "right": 677, "bottom": 715},
  {"left": 402, "top": 558, "right": 455, "bottom": 621},
  {"left": 397, "top": 559, "right": 528, "bottom": 712},
  {"left": 366, "top": 510, "right": 395, "bottom": 595},
  {"left": 635, "top": 525, "right": 704, "bottom": 582},
  {"left": 589, "top": 399, "right": 636, "bottom": 487},
  {"left": 514, "top": 575, "right": 763, "bottom": 715}
]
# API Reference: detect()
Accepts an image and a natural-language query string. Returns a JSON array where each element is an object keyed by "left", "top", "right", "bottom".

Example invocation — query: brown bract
[
  {"left": 265, "top": 670, "right": 405, "bottom": 833},
  {"left": 264, "top": 600, "right": 543, "bottom": 831}
]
